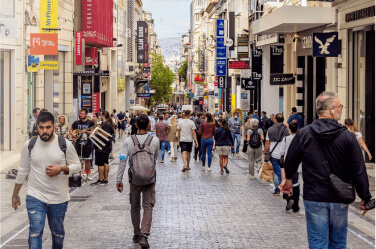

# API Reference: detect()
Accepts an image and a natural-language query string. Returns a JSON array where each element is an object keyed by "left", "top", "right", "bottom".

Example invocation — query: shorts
[
  {"left": 75, "top": 143, "right": 93, "bottom": 159},
  {"left": 118, "top": 123, "right": 126, "bottom": 130},
  {"left": 180, "top": 142, "right": 193, "bottom": 153},
  {"left": 95, "top": 151, "right": 110, "bottom": 166},
  {"left": 216, "top": 146, "right": 231, "bottom": 156}
]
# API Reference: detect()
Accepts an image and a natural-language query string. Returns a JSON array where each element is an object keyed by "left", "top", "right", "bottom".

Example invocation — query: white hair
[{"left": 250, "top": 118, "right": 259, "bottom": 128}]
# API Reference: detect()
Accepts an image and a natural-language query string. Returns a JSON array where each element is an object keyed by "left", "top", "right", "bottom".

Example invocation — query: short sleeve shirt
[
  {"left": 154, "top": 121, "right": 169, "bottom": 141},
  {"left": 117, "top": 113, "right": 125, "bottom": 123},
  {"left": 247, "top": 128, "right": 263, "bottom": 136},
  {"left": 177, "top": 119, "right": 196, "bottom": 142},
  {"left": 71, "top": 119, "right": 95, "bottom": 143}
]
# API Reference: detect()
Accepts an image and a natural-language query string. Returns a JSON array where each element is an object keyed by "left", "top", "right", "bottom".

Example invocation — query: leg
[
  {"left": 26, "top": 195, "right": 47, "bottom": 249},
  {"left": 201, "top": 139, "right": 207, "bottom": 166},
  {"left": 47, "top": 201, "right": 68, "bottom": 249},
  {"left": 167, "top": 142, "right": 171, "bottom": 152},
  {"left": 140, "top": 183, "right": 156, "bottom": 237},
  {"left": 130, "top": 183, "right": 142, "bottom": 236},
  {"left": 219, "top": 155, "right": 224, "bottom": 171},
  {"left": 182, "top": 151, "right": 187, "bottom": 167},
  {"left": 247, "top": 148, "right": 255, "bottom": 176},
  {"left": 98, "top": 166, "right": 105, "bottom": 181},
  {"left": 85, "top": 160, "right": 91, "bottom": 175},
  {"left": 207, "top": 139, "right": 214, "bottom": 167},
  {"left": 160, "top": 141, "right": 166, "bottom": 161},
  {"left": 329, "top": 203, "right": 349, "bottom": 248},
  {"left": 223, "top": 155, "right": 228, "bottom": 167},
  {"left": 173, "top": 142, "right": 178, "bottom": 158},
  {"left": 254, "top": 147, "right": 264, "bottom": 175},
  {"left": 104, "top": 163, "right": 110, "bottom": 181},
  {"left": 197, "top": 135, "right": 202, "bottom": 159},
  {"left": 303, "top": 200, "right": 330, "bottom": 249},
  {"left": 235, "top": 134, "right": 241, "bottom": 153},
  {"left": 231, "top": 133, "right": 235, "bottom": 154},
  {"left": 270, "top": 157, "right": 281, "bottom": 193},
  {"left": 186, "top": 152, "right": 191, "bottom": 168}
]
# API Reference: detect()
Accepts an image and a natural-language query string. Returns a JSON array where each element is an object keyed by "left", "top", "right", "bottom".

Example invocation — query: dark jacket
[
  {"left": 285, "top": 119, "right": 371, "bottom": 203},
  {"left": 214, "top": 127, "right": 234, "bottom": 147},
  {"left": 263, "top": 118, "right": 274, "bottom": 136}
]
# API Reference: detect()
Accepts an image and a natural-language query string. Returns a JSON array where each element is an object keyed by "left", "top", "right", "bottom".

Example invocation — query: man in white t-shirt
[
  {"left": 264, "top": 113, "right": 289, "bottom": 196},
  {"left": 12, "top": 111, "right": 81, "bottom": 248},
  {"left": 177, "top": 110, "right": 198, "bottom": 172}
]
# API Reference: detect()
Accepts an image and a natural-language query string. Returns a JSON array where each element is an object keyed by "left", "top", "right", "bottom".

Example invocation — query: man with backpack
[
  {"left": 193, "top": 112, "right": 204, "bottom": 160},
  {"left": 12, "top": 111, "right": 81, "bottom": 249},
  {"left": 247, "top": 118, "right": 264, "bottom": 179},
  {"left": 116, "top": 114, "right": 160, "bottom": 249}
]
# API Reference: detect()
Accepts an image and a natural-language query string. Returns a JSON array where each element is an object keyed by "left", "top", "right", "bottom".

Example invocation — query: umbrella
[{"left": 130, "top": 105, "right": 149, "bottom": 111}]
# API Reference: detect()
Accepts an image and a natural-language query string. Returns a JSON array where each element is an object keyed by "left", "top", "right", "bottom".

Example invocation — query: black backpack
[{"left": 249, "top": 129, "right": 262, "bottom": 148}]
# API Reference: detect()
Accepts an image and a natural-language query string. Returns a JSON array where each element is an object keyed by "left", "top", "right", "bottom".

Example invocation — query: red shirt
[
  {"left": 199, "top": 121, "right": 216, "bottom": 139},
  {"left": 154, "top": 121, "right": 169, "bottom": 141}
]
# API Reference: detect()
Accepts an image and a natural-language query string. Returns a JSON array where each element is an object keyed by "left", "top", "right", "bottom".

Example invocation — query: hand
[
  {"left": 279, "top": 179, "right": 293, "bottom": 195},
  {"left": 116, "top": 183, "right": 123, "bottom": 193},
  {"left": 195, "top": 142, "right": 198, "bottom": 148},
  {"left": 368, "top": 153, "right": 372, "bottom": 161},
  {"left": 12, "top": 194, "right": 21, "bottom": 210},
  {"left": 83, "top": 129, "right": 87, "bottom": 134},
  {"left": 360, "top": 200, "right": 367, "bottom": 216},
  {"left": 45, "top": 165, "right": 62, "bottom": 177}
]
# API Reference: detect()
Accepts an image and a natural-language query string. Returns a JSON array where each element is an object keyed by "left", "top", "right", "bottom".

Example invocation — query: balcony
[
  {"left": 205, "top": 0, "right": 219, "bottom": 13},
  {"left": 252, "top": 5, "right": 334, "bottom": 35}
]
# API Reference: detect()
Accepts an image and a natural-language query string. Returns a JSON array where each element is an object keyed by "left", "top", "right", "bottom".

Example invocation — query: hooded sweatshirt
[{"left": 285, "top": 118, "right": 371, "bottom": 203}]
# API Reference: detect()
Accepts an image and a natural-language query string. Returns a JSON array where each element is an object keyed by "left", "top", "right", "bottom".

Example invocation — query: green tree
[
  {"left": 177, "top": 59, "right": 188, "bottom": 86},
  {"left": 150, "top": 53, "right": 174, "bottom": 104}
]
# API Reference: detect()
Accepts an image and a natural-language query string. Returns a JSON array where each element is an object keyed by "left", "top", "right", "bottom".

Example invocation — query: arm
[
  {"left": 116, "top": 140, "right": 129, "bottom": 184},
  {"left": 45, "top": 141, "right": 81, "bottom": 177},
  {"left": 192, "top": 129, "right": 198, "bottom": 147},
  {"left": 264, "top": 140, "right": 270, "bottom": 153},
  {"left": 198, "top": 122, "right": 203, "bottom": 137},
  {"left": 247, "top": 134, "right": 250, "bottom": 141},
  {"left": 29, "top": 119, "right": 35, "bottom": 134},
  {"left": 13, "top": 143, "right": 31, "bottom": 210},
  {"left": 358, "top": 137, "right": 372, "bottom": 160}
]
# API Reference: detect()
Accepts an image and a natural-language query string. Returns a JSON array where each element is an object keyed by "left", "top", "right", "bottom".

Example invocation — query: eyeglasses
[{"left": 332, "top": 104, "right": 343, "bottom": 109}]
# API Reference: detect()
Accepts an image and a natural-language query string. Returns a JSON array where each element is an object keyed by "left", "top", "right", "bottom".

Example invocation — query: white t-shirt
[
  {"left": 266, "top": 132, "right": 283, "bottom": 159},
  {"left": 15, "top": 135, "right": 81, "bottom": 204},
  {"left": 177, "top": 119, "right": 196, "bottom": 142}
]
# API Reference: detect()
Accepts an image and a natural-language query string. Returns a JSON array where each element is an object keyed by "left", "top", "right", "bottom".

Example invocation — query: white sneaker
[
  {"left": 168, "top": 151, "right": 171, "bottom": 154},
  {"left": 250, "top": 175, "right": 255, "bottom": 179},
  {"left": 208, "top": 168, "right": 212, "bottom": 172},
  {"left": 87, "top": 174, "right": 94, "bottom": 181},
  {"left": 201, "top": 166, "right": 205, "bottom": 171}
]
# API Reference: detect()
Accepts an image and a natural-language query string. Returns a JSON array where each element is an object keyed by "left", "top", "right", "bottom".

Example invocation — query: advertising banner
[
  {"left": 28, "top": 55, "right": 39, "bottom": 72},
  {"left": 40, "top": 0, "right": 58, "bottom": 33},
  {"left": 30, "top": 33, "right": 58, "bottom": 55},
  {"left": 137, "top": 21, "right": 149, "bottom": 63},
  {"left": 313, "top": 32, "right": 338, "bottom": 57},
  {"left": 82, "top": 0, "right": 113, "bottom": 47},
  {"left": 76, "top": 31, "right": 82, "bottom": 65},
  {"left": 85, "top": 47, "right": 98, "bottom": 65},
  {"left": 39, "top": 61, "right": 59, "bottom": 70},
  {"left": 228, "top": 61, "right": 250, "bottom": 69},
  {"left": 237, "top": 36, "right": 249, "bottom": 58},
  {"left": 216, "top": 37, "right": 226, "bottom": 58},
  {"left": 241, "top": 78, "right": 256, "bottom": 90},
  {"left": 270, "top": 45, "right": 283, "bottom": 74},
  {"left": 252, "top": 49, "right": 262, "bottom": 80}
]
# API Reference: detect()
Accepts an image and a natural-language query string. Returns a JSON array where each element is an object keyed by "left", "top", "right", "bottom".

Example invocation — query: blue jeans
[
  {"left": 231, "top": 132, "right": 241, "bottom": 154},
  {"left": 201, "top": 138, "right": 214, "bottom": 167},
  {"left": 26, "top": 195, "right": 68, "bottom": 249},
  {"left": 304, "top": 200, "right": 348, "bottom": 249},
  {"left": 160, "top": 141, "right": 166, "bottom": 160},
  {"left": 270, "top": 157, "right": 281, "bottom": 193},
  {"left": 167, "top": 142, "right": 171, "bottom": 151}
]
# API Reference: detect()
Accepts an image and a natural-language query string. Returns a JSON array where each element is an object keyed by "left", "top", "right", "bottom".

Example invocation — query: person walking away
[
  {"left": 287, "top": 107, "right": 304, "bottom": 129},
  {"left": 116, "top": 114, "right": 160, "bottom": 248},
  {"left": 199, "top": 113, "right": 216, "bottom": 171},
  {"left": 91, "top": 111, "right": 115, "bottom": 186},
  {"left": 177, "top": 110, "right": 199, "bottom": 172},
  {"left": 228, "top": 112, "right": 242, "bottom": 155},
  {"left": 12, "top": 111, "right": 81, "bottom": 249},
  {"left": 56, "top": 115, "right": 69, "bottom": 139},
  {"left": 113, "top": 109, "right": 117, "bottom": 123},
  {"left": 147, "top": 111, "right": 155, "bottom": 132},
  {"left": 242, "top": 116, "right": 252, "bottom": 153},
  {"left": 280, "top": 91, "right": 374, "bottom": 248},
  {"left": 247, "top": 118, "right": 264, "bottom": 179},
  {"left": 163, "top": 113, "right": 171, "bottom": 154},
  {"left": 251, "top": 110, "right": 262, "bottom": 129},
  {"left": 29, "top": 108, "right": 40, "bottom": 138},
  {"left": 167, "top": 116, "right": 179, "bottom": 162},
  {"left": 261, "top": 111, "right": 268, "bottom": 131},
  {"left": 117, "top": 111, "right": 126, "bottom": 138},
  {"left": 130, "top": 115, "right": 138, "bottom": 135},
  {"left": 214, "top": 118, "right": 233, "bottom": 174},
  {"left": 193, "top": 112, "right": 204, "bottom": 160},
  {"left": 70, "top": 108, "right": 95, "bottom": 181},
  {"left": 344, "top": 118, "right": 372, "bottom": 161},
  {"left": 154, "top": 115, "right": 169, "bottom": 163},
  {"left": 264, "top": 113, "right": 289, "bottom": 196},
  {"left": 279, "top": 120, "right": 301, "bottom": 214}
]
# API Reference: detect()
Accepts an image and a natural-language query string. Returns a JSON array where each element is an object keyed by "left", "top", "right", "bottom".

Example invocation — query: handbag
[
  {"left": 261, "top": 162, "right": 274, "bottom": 182},
  {"left": 264, "top": 126, "right": 286, "bottom": 162},
  {"left": 69, "top": 173, "right": 82, "bottom": 187}
]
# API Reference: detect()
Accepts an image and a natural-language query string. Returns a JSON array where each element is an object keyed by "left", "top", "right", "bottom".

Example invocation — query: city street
[{"left": 1, "top": 138, "right": 374, "bottom": 249}]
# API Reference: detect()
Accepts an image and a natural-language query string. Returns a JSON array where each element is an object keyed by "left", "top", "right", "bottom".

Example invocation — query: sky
[{"left": 142, "top": 0, "right": 191, "bottom": 39}]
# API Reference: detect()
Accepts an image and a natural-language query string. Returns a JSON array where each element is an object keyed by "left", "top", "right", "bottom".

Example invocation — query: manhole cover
[{"left": 70, "top": 195, "right": 90, "bottom": 202}]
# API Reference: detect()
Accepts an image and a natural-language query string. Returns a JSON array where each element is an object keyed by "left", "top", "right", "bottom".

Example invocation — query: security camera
[{"left": 292, "top": 34, "right": 300, "bottom": 42}]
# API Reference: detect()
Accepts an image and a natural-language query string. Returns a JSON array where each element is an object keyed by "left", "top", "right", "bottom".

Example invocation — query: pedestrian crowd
[{"left": 12, "top": 91, "right": 374, "bottom": 249}]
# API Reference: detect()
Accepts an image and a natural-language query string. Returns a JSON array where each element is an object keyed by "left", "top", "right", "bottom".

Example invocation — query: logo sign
[
  {"left": 143, "top": 67, "right": 151, "bottom": 73},
  {"left": 216, "top": 37, "right": 226, "bottom": 58},
  {"left": 39, "top": 61, "right": 59, "bottom": 70},
  {"left": 28, "top": 55, "right": 39, "bottom": 72},
  {"left": 242, "top": 78, "right": 256, "bottom": 90},
  {"left": 76, "top": 31, "right": 82, "bottom": 65},
  {"left": 241, "top": 93, "right": 248, "bottom": 99},
  {"left": 216, "top": 19, "right": 225, "bottom": 37},
  {"left": 313, "top": 32, "right": 338, "bottom": 57},
  {"left": 218, "top": 76, "right": 227, "bottom": 88},
  {"left": 198, "top": 100, "right": 204, "bottom": 105},
  {"left": 30, "top": 33, "right": 58, "bottom": 55},
  {"left": 252, "top": 49, "right": 262, "bottom": 80},
  {"left": 137, "top": 93, "right": 151, "bottom": 98},
  {"left": 40, "top": 0, "right": 58, "bottom": 33},
  {"left": 345, "top": 6, "right": 375, "bottom": 23},
  {"left": 270, "top": 74, "right": 295, "bottom": 85},
  {"left": 228, "top": 61, "right": 249, "bottom": 69},
  {"left": 92, "top": 92, "right": 100, "bottom": 115},
  {"left": 137, "top": 21, "right": 149, "bottom": 63},
  {"left": 224, "top": 38, "right": 233, "bottom": 47},
  {"left": 237, "top": 36, "right": 249, "bottom": 58},
  {"left": 302, "top": 36, "right": 312, "bottom": 49},
  {"left": 216, "top": 59, "right": 227, "bottom": 76},
  {"left": 214, "top": 93, "right": 219, "bottom": 97},
  {"left": 270, "top": 46, "right": 283, "bottom": 74}
]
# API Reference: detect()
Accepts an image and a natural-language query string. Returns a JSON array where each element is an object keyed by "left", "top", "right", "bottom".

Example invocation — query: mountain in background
[{"left": 158, "top": 37, "right": 182, "bottom": 72}]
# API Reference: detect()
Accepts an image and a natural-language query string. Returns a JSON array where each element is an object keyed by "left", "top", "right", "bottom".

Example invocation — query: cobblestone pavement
[{"left": 1, "top": 138, "right": 374, "bottom": 249}]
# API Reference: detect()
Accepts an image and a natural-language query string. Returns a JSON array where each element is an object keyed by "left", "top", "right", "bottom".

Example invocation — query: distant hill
[{"left": 159, "top": 37, "right": 181, "bottom": 60}]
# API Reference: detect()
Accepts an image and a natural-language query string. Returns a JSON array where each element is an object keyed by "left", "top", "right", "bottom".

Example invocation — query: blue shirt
[
  {"left": 251, "top": 115, "right": 262, "bottom": 129},
  {"left": 287, "top": 113, "right": 303, "bottom": 128}
]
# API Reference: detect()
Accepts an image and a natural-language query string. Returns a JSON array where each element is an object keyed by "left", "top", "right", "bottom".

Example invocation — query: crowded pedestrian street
[{"left": 1, "top": 138, "right": 374, "bottom": 249}]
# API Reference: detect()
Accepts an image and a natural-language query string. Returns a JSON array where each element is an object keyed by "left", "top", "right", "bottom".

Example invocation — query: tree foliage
[
  {"left": 177, "top": 59, "right": 188, "bottom": 85},
  {"left": 150, "top": 53, "right": 174, "bottom": 104}
]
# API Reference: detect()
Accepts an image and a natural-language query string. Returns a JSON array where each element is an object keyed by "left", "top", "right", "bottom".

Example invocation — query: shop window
[{"left": 0, "top": 0, "right": 15, "bottom": 18}]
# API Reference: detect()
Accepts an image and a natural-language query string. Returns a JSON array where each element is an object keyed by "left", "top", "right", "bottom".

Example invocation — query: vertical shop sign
[
  {"left": 76, "top": 31, "right": 82, "bottom": 65},
  {"left": 270, "top": 45, "right": 283, "bottom": 74},
  {"left": 216, "top": 19, "right": 226, "bottom": 76},
  {"left": 137, "top": 21, "right": 148, "bottom": 63},
  {"left": 92, "top": 92, "right": 100, "bottom": 114},
  {"left": 40, "top": 0, "right": 58, "bottom": 33},
  {"left": 251, "top": 49, "right": 262, "bottom": 80}
]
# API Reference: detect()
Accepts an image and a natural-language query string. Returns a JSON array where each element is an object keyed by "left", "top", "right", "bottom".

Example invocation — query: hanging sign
[
  {"left": 218, "top": 76, "right": 227, "bottom": 88},
  {"left": 30, "top": 33, "right": 58, "bottom": 55},
  {"left": 242, "top": 78, "right": 256, "bottom": 90},
  {"left": 228, "top": 60, "right": 249, "bottom": 69},
  {"left": 92, "top": 92, "right": 100, "bottom": 114},
  {"left": 270, "top": 74, "right": 295, "bottom": 85},
  {"left": 137, "top": 21, "right": 149, "bottom": 63},
  {"left": 216, "top": 59, "right": 227, "bottom": 76},
  {"left": 76, "top": 31, "right": 82, "bottom": 65},
  {"left": 313, "top": 32, "right": 338, "bottom": 57},
  {"left": 39, "top": 61, "right": 59, "bottom": 70},
  {"left": 40, "top": 0, "right": 58, "bottom": 33},
  {"left": 28, "top": 55, "right": 39, "bottom": 72},
  {"left": 252, "top": 49, "right": 262, "bottom": 80},
  {"left": 270, "top": 46, "right": 283, "bottom": 74}
]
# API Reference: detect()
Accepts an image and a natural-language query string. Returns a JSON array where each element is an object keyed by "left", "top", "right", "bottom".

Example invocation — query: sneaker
[
  {"left": 220, "top": 170, "right": 224, "bottom": 175},
  {"left": 132, "top": 234, "right": 140, "bottom": 243},
  {"left": 236, "top": 153, "right": 240, "bottom": 155},
  {"left": 273, "top": 192, "right": 280, "bottom": 196},
  {"left": 201, "top": 166, "right": 205, "bottom": 171},
  {"left": 224, "top": 166, "right": 230, "bottom": 174},
  {"left": 250, "top": 175, "right": 255, "bottom": 179},
  {"left": 171, "top": 158, "right": 176, "bottom": 162},
  {"left": 87, "top": 174, "right": 94, "bottom": 181},
  {"left": 181, "top": 168, "right": 186, "bottom": 172},
  {"left": 168, "top": 151, "right": 171, "bottom": 154},
  {"left": 103, "top": 180, "right": 109, "bottom": 185},
  {"left": 208, "top": 168, "right": 212, "bottom": 172},
  {"left": 139, "top": 235, "right": 149, "bottom": 248},
  {"left": 294, "top": 210, "right": 305, "bottom": 216},
  {"left": 186, "top": 167, "right": 191, "bottom": 170},
  {"left": 231, "top": 153, "right": 234, "bottom": 156},
  {"left": 160, "top": 160, "right": 164, "bottom": 163},
  {"left": 90, "top": 180, "right": 103, "bottom": 186},
  {"left": 286, "top": 199, "right": 294, "bottom": 211}
]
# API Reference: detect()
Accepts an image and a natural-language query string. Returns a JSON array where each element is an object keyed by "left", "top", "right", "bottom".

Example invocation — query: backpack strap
[
  {"left": 28, "top": 137, "right": 38, "bottom": 156},
  {"left": 131, "top": 135, "right": 140, "bottom": 146},
  {"left": 144, "top": 135, "right": 153, "bottom": 146},
  {"left": 57, "top": 135, "right": 67, "bottom": 156}
]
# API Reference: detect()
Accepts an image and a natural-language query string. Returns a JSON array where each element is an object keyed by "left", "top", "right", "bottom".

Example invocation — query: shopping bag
[{"left": 261, "top": 162, "right": 274, "bottom": 182}]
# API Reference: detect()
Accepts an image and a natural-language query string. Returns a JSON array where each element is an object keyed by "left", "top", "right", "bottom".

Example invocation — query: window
[{"left": 0, "top": 0, "right": 15, "bottom": 18}]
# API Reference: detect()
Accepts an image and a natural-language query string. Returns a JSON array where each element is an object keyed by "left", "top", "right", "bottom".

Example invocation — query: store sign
[
  {"left": 216, "top": 59, "right": 227, "bottom": 76},
  {"left": 137, "top": 93, "right": 151, "bottom": 98},
  {"left": 270, "top": 46, "right": 283, "bottom": 74},
  {"left": 218, "top": 76, "right": 227, "bottom": 88},
  {"left": 76, "top": 31, "right": 82, "bottom": 65},
  {"left": 30, "top": 33, "right": 58, "bottom": 55},
  {"left": 242, "top": 78, "right": 256, "bottom": 90},
  {"left": 252, "top": 49, "right": 262, "bottom": 80},
  {"left": 199, "top": 100, "right": 204, "bottom": 105},
  {"left": 237, "top": 36, "right": 249, "bottom": 58},
  {"left": 270, "top": 74, "right": 295, "bottom": 85},
  {"left": 345, "top": 6, "right": 375, "bottom": 23},
  {"left": 28, "top": 55, "right": 39, "bottom": 72},
  {"left": 143, "top": 67, "right": 151, "bottom": 73},
  {"left": 216, "top": 37, "right": 226, "bottom": 58},
  {"left": 137, "top": 21, "right": 148, "bottom": 63},
  {"left": 313, "top": 32, "right": 338, "bottom": 57},
  {"left": 216, "top": 19, "right": 225, "bottom": 37},
  {"left": 39, "top": 61, "right": 59, "bottom": 70},
  {"left": 82, "top": 0, "right": 113, "bottom": 47},
  {"left": 130, "top": 100, "right": 135, "bottom": 104},
  {"left": 228, "top": 61, "right": 249, "bottom": 69},
  {"left": 40, "top": 0, "right": 58, "bottom": 33},
  {"left": 302, "top": 36, "right": 312, "bottom": 49},
  {"left": 85, "top": 47, "right": 98, "bottom": 65},
  {"left": 92, "top": 92, "right": 100, "bottom": 114}
]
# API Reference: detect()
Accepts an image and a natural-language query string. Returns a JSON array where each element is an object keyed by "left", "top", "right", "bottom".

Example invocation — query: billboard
[
  {"left": 40, "top": 0, "right": 58, "bottom": 33},
  {"left": 137, "top": 21, "right": 149, "bottom": 63}
]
